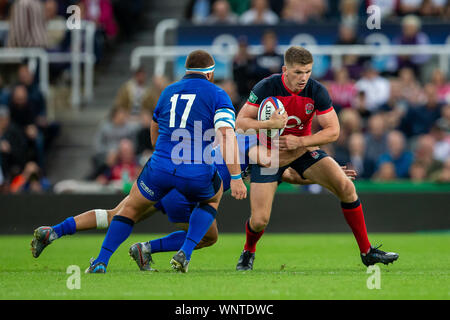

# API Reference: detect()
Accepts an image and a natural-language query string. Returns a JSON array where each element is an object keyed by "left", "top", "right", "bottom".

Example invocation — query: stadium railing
[
  {"left": 0, "top": 20, "right": 96, "bottom": 114},
  {"left": 131, "top": 18, "right": 450, "bottom": 78},
  {"left": 131, "top": 43, "right": 450, "bottom": 78}
]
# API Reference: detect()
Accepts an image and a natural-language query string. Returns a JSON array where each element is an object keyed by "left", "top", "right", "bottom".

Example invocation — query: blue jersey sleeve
[{"left": 215, "top": 87, "right": 235, "bottom": 113}]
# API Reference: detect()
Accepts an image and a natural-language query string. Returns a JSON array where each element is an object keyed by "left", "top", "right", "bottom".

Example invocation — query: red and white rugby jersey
[{"left": 246, "top": 73, "right": 334, "bottom": 138}]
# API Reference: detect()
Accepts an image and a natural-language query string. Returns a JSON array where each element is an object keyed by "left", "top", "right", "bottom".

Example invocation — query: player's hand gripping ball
[{"left": 257, "top": 97, "right": 286, "bottom": 139}]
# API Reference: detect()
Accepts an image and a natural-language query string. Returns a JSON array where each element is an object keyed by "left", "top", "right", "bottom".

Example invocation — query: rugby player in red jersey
[{"left": 235, "top": 46, "right": 399, "bottom": 270}]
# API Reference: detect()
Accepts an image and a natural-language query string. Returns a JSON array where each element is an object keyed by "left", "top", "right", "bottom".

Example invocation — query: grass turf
[{"left": 0, "top": 233, "right": 449, "bottom": 300}]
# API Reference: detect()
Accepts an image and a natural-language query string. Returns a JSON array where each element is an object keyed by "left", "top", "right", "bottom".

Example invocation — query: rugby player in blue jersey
[
  {"left": 31, "top": 131, "right": 357, "bottom": 271},
  {"left": 79, "top": 50, "right": 248, "bottom": 273}
]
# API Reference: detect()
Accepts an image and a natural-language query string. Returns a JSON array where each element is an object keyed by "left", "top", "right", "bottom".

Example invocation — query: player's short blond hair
[{"left": 284, "top": 46, "right": 314, "bottom": 66}]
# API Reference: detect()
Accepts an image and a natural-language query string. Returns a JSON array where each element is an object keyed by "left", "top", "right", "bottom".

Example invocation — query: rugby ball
[{"left": 257, "top": 97, "right": 286, "bottom": 138}]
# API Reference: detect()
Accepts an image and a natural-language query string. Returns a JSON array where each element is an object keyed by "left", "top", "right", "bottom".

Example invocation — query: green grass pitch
[{"left": 0, "top": 233, "right": 449, "bottom": 300}]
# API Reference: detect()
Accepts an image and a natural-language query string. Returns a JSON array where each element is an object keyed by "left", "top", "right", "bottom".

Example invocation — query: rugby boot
[
  {"left": 361, "top": 244, "right": 399, "bottom": 267},
  {"left": 85, "top": 258, "right": 107, "bottom": 273},
  {"left": 236, "top": 250, "right": 255, "bottom": 271},
  {"left": 170, "top": 250, "right": 190, "bottom": 273},
  {"left": 31, "top": 226, "right": 58, "bottom": 258},
  {"left": 129, "top": 242, "right": 157, "bottom": 271}
]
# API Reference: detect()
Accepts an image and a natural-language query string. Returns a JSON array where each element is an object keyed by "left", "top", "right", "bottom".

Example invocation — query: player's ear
[
  {"left": 282, "top": 65, "right": 287, "bottom": 73},
  {"left": 206, "top": 71, "right": 214, "bottom": 82}
]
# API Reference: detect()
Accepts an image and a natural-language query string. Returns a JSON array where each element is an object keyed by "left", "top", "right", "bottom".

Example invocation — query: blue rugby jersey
[{"left": 151, "top": 73, "right": 235, "bottom": 177}]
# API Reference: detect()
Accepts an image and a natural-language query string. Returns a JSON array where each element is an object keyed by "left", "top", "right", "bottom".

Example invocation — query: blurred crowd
[
  {"left": 0, "top": 64, "right": 59, "bottom": 193},
  {"left": 1, "top": 0, "right": 449, "bottom": 194},
  {"left": 0, "top": 0, "right": 145, "bottom": 193},
  {"left": 186, "top": 0, "right": 450, "bottom": 25},
  {"left": 0, "top": 0, "right": 145, "bottom": 80}
]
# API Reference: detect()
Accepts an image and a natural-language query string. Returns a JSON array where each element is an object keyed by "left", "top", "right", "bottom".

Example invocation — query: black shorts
[{"left": 250, "top": 150, "right": 329, "bottom": 183}]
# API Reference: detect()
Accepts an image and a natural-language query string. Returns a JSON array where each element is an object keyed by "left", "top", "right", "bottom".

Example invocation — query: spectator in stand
[
  {"left": 233, "top": 36, "right": 257, "bottom": 103},
  {"left": 364, "top": 113, "right": 389, "bottom": 167},
  {"left": 253, "top": 30, "right": 283, "bottom": 81},
  {"left": 333, "top": 23, "right": 370, "bottom": 81},
  {"left": 398, "top": 0, "right": 423, "bottom": 15},
  {"left": 79, "top": 0, "right": 118, "bottom": 63},
  {"left": 91, "top": 106, "right": 138, "bottom": 180},
  {"left": 413, "top": 134, "right": 443, "bottom": 177},
  {"left": 339, "top": 0, "right": 361, "bottom": 25},
  {"left": 379, "top": 80, "right": 409, "bottom": 130},
  {"left": 373, "top": 162, "right": 397, "bottom": 181},
  {"left": 7, "top": 0, "right": 48, "bottom": 48},
  {"left": 355, "top": 65, "right": 390, "bottom": 113},
  {"left": 429, "top": 123, "right": 450, "bottom": 163},
  {"left": 45, "top": 0, "right": 66, "bottom": 49},
  {"left": 377, "top": 130, "right": 414, "bottom": 178},
  {"left": 8, "top": 85, "right": 45, "bottom": 169},
  {"left": 336, "top": 22, "right": 362, "bottom": 46},
  {"left": 409, "top": 161, "right": 428, "bottom": 182},
  {"left": 9, "top": 160, "right": 51, "bottom": 193},
  {"left": 328, "top": 67, "right": 357, "bottom": 113},
  {"left": 0, "top": 106, "right": 28, "bottom": 181},
  {"left": 334, "top": 108, "right": 362, "bottom": 165},
  {"left": 430, "top": 158, "right": 450, "bottom": 182},
  {"left": 347, "top": 132, "right": 376, "bottom": 179},
  {"left": 204, "top": 0, "right": 238, "bottom": 24},
  {"left": 95, "top": 138, "right": 140, "bottom": 187},
  {"left": 281, "top": 0, "right": 327, "bottom": 23},
  {"left": 186, "top": 0, "right": 213, "bottom": 24},
  {"left": 400, "top": 83, "right": 444, "bottom": 137},
  {"left": 240, "top": 0, "right": 279, "bottom": 25},
  {"left": 114, "top": 68, "right": 169, "bottom": 119},
  {"left": 419, "top": 0, "right": 447, "bottom": 16},
  {"left": 16, "top": 64, "right": 60, "bottom": 150},
  {"left": 430, "top": 69, "right": 450, "bottom": 104},
  {"left": 80, "top": 0, "right": 118, "bottom": 40},
  {"left": 44, "top": 0, "right": 71, "bottom": 81},
  {"left": 397, "top": 67, "right": 425, "bottom": 106},
  {"left": 393, "top": 15, "right": 431, "bottom": 75}
]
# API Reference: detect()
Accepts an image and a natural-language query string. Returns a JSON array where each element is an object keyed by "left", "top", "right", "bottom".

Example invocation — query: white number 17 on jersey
[{"left": 169, "top": 94, "right": 196, "bottom": 128}]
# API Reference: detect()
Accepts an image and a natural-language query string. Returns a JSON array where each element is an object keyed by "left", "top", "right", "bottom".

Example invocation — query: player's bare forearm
[
  {"left": 218, "top": 127, "right": 241, "bottom": 176},
  {"left": 297, "top": 127, "right": 339, "bottom": 148},
  {"left": 279, "top": 110, "right": 339, "bottom": 150},
  {"left": 150, "top": 120, "right": 159, "bottom": 148}
]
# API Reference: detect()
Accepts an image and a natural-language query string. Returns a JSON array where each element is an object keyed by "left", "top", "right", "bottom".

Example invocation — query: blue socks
[
  {"left": 149, "top": 230, "right": 187, "bottom": 253},
  {"left": 180, "top": 204, "right": 217, "bottom": 261},
  {"left": 52, "top": 217, "right": 77, "bottom": 238},
  {"left": 94, "top": 215, "right": 134, "bottom": 266}
]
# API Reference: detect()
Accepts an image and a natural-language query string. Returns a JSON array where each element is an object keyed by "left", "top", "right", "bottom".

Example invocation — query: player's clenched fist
[
  {"left": 230, "top": 179, "right": 247, "bottom": 200},
  {"left": 268, "top": 110, "right": 288, "bottom": 129}
]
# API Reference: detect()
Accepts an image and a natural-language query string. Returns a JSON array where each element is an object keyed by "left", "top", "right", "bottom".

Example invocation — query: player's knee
[
  {"left": 250, "top": 215, "right": 270, "bottom": 231},
  {"left": 336, "top": 178, "right": 356, "bottom": 202}
]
